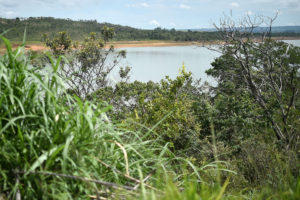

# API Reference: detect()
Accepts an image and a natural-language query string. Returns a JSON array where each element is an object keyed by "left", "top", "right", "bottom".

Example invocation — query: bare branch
[{"left": 15, "top": 170, "right": 135, "bottom": 190}]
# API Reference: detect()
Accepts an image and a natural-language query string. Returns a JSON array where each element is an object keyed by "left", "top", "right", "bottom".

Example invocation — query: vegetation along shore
[{"left": 0, "top": 15, "right": 299, "bottom": 199}]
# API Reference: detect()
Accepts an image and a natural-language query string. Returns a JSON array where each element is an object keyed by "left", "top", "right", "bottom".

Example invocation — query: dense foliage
[
  {"left": 90, "top": 25, "right": 300, "bottom": 198},
  {"left": 0, "top": 19, "right": 300, "bottom": 199},
  {"left": 0, "top": 36, "right": 209, "bottom": 199}
]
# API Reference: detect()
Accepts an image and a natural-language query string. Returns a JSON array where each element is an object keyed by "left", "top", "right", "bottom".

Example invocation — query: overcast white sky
[{"left": 0, "top": 0, "right": 299, "bottom": 29}]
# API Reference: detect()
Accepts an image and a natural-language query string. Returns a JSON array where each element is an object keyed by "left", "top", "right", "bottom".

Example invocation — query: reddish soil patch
[
  {"left": 1, "top": 37, "right": 299, "bottom": 53},
  {"left": 25, "top": 44, "right": 48, "bottom": 51}
]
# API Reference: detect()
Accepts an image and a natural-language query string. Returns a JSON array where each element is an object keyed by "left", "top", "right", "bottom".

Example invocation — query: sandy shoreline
[
  {"left": 24, "top": 41, "right": 217, "bottom": 51},
  {"left": 109, "top": 41, "right": 202, "bottom": 48},
  {"left": 1, "top": 36, "right": 300, "bottom": 52}
]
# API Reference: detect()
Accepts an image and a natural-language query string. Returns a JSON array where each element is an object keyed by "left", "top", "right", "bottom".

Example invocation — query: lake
[
  {"left": 116, "top": 45, "right": 219, "bottom": 84},
  {"left": 112, "top": 40, "right": 300, "bottom": 84}
]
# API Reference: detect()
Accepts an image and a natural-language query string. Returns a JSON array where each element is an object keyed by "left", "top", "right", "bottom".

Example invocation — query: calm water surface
[
  {"left": 115, "top": 45, "right": 220, "bottom": 84},
  {"left": 113, "top": 40, "right": 300, "bottom": 84}
]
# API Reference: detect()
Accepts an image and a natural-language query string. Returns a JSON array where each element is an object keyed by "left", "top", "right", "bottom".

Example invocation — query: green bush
[
  {"left": 235, "top": 138, "right": 299, "bottom": 188},
  {"left": 125, "top": 66, "right": 201, "bottom": 151}
]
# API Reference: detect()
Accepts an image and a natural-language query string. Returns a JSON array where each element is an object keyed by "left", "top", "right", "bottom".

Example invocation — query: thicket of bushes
[{"left": 0, "top": 36, "right": 207, "bottom": 199}]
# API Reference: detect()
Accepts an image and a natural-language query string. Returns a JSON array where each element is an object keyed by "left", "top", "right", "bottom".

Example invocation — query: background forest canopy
[{"left": 1, "top": 16, "right": 300, "bottom": 42}]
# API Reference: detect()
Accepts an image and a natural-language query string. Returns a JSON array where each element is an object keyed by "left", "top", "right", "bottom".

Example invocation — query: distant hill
[
  {"left": 253, "top": 26, "right": 300, "bottom": 33},
  {"left": 0, "top": 17, "right": 141, "bottom": 41},
  {"left": 0, "top": 17, "right": 299, "bottom": 42},
  {"left": 0, "top": 17, "right": 220, "bottom": 42}
]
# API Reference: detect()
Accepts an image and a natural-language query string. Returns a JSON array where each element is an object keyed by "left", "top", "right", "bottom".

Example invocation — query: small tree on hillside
[{"left": 43, "top": 31, "right": 72, "bottom": 55}]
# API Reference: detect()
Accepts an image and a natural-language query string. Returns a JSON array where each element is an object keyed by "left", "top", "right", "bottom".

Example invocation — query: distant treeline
[
  {"left": 0, "top": 17, "right": 299, "bottom": 42},
  {"left": 0, "top": 17, "right": 220, "bottom": 41}
]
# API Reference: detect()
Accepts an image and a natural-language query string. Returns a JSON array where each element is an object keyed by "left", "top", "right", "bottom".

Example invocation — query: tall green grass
[
  {"left": 0, "top": 36, "right": 168, "bottom": 198},
  {"left": 0, "top": 36, "right": 224, "bottom": 199}
]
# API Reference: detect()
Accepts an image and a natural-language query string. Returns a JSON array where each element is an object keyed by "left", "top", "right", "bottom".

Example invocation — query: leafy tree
[
  {"left": 211, "top": 15, "right": 300, "bottom": 149},
  {"left": 199, "top": 54, "right": 268, "bottom": 148}
]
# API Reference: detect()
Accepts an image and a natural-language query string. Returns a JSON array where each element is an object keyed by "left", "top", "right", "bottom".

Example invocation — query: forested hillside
[
  {"left": 0, "top": 17, "right": 221, "bottom": 41},
  {"left": 2, "top": 17, "right": 300, "bottom": 42}
]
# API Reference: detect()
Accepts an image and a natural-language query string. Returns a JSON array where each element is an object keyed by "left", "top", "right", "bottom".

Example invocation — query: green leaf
[
  {"left": 45, "top": 145, "right": 65, "bottom": 170},
  {"left": 26, "top": 146, "right": 62, "bottom": 175},
  {"left": 63, "top": 134, "right": 74, "bottom": 160},
  {"left": 215, "top": 178, "right": 230, "bottom": 200},
  {"left": 0, "top": 36, "right": 13, "bottom": 64},
  {"left": 54, "top": 56, "right": 62, "bottom": 73},
  {"left": 0, "top": 115, "right": 37, "bottom": 135}
]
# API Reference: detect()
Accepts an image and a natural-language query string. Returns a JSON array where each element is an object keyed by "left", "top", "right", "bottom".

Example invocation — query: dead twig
[
  {"left": 88, "top": 195, "right": 108, "bottom": 200},
  {"left": 133, "top": 172, "right": 154, "bottom": 190},
  {"left": 15, "top": 170, "right": 135, "bottom": 191},
  {"left": 97, "top": 159, "right": 161, "bottom": 192},
  {"left": 107, "top": 140, "right": 130, "bottom": 176}
]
